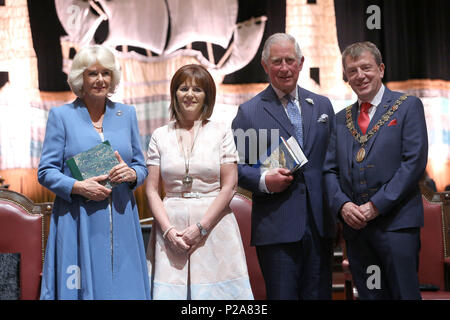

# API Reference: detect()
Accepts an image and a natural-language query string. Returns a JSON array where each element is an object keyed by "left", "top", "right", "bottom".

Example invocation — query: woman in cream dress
[{"left": 145, "top": 64, "right": 253, "bottom": 300}]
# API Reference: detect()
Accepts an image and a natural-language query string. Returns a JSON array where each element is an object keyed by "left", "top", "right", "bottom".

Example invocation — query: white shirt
[
  {"left": 258, "top": 86, "right": 302, "bottom": 193},
  {"left": 358, "top": 84, "right": 385, "bottom": 120},
  {"left": 272, "top": 86, "right": 303, "bottom": 117}
]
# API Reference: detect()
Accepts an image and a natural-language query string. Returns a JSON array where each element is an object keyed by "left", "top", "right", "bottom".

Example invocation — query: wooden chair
[
  {"left": 341, "top": 186, "right": 450, "bottom": 300},
  {"left": 230, "top": 191, "right": 267, "bottom": 300},
  {"left": 0, "top": 188, "right": 52, "bottom": 299}
]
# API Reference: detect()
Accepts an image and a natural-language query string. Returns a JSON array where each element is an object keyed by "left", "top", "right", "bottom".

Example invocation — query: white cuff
[{"left": 258, "top": 170, "right": 273, "bottom": 194}]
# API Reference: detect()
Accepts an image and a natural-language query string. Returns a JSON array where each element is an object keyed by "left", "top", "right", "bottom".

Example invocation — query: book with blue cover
[
  {"left": 254, "top": 136, "right": 308, "bottom": 173},
  {"left": 66, "top": 141, "right": 119, "bottom": 189}
]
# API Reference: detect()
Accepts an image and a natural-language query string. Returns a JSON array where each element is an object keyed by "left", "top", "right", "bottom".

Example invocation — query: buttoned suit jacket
[
  {"left": 232, "top": 85, "right": 336, "bottom": 246},
  {"left": 323, "top": 87, "right": 428, "bottom": 240}
]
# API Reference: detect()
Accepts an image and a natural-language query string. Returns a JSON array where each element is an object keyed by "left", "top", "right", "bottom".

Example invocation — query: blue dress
[{"left": 38, "top": 98, "right": 150, "bottom": 299}]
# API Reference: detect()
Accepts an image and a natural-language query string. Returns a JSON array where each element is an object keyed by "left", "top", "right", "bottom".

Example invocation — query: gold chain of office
[{"left": 345, "top": 94, "right": 408, "bottom": 145}]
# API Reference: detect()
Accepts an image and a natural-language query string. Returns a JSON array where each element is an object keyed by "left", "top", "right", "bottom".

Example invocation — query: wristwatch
[{"left": 196, "top": 222, "right": 208, "bottom": 236}]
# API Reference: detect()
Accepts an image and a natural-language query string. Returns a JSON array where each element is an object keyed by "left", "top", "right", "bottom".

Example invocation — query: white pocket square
[{"left": 317, "top": 114, "right": 328, "bottom": 123}]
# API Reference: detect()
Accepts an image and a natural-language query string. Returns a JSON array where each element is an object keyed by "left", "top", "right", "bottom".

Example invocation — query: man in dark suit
[
  {"left": 324, "top": 41, "right": 428, "bottom": 299},
  {"left": 232, "top": 33, "right": 336, "bottom": 299}
]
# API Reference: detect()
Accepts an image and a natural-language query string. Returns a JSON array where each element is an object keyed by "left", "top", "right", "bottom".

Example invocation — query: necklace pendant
[
  {"left": 182, "top": 174, "right": 193, "bottom": 187},
  {"left": 356, "top": 147, "right": 366, "bottom": 163}
]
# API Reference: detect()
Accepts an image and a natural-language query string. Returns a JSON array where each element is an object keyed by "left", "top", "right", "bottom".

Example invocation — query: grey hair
[
  {"left": 67, "top": 45, "right": 121, "bottom": 97},
  {"left": 342, "top": 41, "right": 383, "bottom": 71},
  {"left": 261, "top": 33, "right": 303, "bottom": 65}
]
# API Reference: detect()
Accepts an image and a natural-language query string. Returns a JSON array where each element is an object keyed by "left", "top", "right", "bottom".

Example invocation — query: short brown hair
[
  {"left": 342, "top": 41, "right": 383, "bottom": 71},
  {"left": 169, "top": 64, "right": 216, "bottom": 122}
]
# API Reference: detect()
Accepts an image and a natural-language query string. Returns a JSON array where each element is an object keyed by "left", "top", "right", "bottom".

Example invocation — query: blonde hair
[{"left": 67, "top": 45, "right": 121, "bottom": 97}]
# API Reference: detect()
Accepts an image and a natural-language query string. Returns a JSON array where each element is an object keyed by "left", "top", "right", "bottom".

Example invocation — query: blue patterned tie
[{"left": 285, "top": 94, "right": 304, "bottom": 148}]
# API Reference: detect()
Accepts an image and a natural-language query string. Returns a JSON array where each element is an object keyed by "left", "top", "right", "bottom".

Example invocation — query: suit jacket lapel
[
  {"left": 298, "top": 87, "right": 314, "bottom": 153},
  {"left": 347, "top": 101, "right": 359, "bottom": 167},
  {"left": 262, "top": 85, "right": 297, "bottom": 139},
  {"left": 365, "top": 88, "right": 396, "bottom": 155}
]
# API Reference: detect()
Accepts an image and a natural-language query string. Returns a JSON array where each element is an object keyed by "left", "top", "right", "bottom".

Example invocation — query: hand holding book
[
  {"left": 108, "top": 151, "right": 137, "bottom": 185},
  {"left": 265, "top": 168, "right": 294, "bottom": 193},
  {"left": 255, "top": 136, "right": 308, "bottom": 174},
  {"left": 72, "top": 175, "right": 111, "bottom": 201},
  {"left": 66, "top": 141, "right": 120, "bottom": 189},
  {"left": 67, "top": 141, "right": 136, "bottom": 201},
  {"left": 255, "top": 135, "right": 309, "bottom": 193}
]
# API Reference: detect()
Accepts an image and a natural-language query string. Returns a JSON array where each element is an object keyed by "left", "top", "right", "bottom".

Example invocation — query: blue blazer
[
  {"left": 324, "top": 88, "right": 428, "bottom": 239},
  {"left": 232, "top": 85, "right": 336, "bottom": 246},
  {"left": 38, "top": 98, "right": 149, "bottom": 299},
  {"left": 38, "top": 98, "right": 148, "bottom": 199}
]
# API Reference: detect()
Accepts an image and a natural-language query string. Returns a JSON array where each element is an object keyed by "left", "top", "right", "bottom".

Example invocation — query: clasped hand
[
  {"left": 73, "top": 151, "right": 136, "bottom": 201},
  {"left": 340, "top": 201, "right": 379, "bottom": 230},
  {"left": 165, "top": 224, "right": 204, "bottom": 255}
]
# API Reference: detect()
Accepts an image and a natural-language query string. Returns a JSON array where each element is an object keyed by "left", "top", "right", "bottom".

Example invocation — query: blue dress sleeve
[{"left": 37, "top": 108, "right": 77, "bottom": 203}]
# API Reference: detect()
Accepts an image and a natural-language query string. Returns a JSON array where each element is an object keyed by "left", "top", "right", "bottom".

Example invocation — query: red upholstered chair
[
  {"left": 0, "top": 188, "right": 52, "bottom": 300},
  {"left": 230, "top": 191, "right": 266, "bottom": 300},
  {"left": 418, "top": 186, "right": 450, "bottom": 299}
]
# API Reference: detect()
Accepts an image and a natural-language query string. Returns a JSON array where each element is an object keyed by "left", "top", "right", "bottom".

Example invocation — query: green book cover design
[{"left": 66, "top": 141, "right": 120, "bottom": 189}]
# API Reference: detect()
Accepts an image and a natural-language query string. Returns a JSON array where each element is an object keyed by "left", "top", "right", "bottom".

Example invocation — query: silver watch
[{"left": 196, "top": 222, "right": 208, "bottom": 236}]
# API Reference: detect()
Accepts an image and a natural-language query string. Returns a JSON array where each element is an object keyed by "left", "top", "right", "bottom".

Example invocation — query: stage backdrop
[{"left": 0, "top": 0, "right": 448, "bottom": 220}]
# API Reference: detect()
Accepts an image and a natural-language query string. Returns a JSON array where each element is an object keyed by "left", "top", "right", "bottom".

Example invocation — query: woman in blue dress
[{"left": 38, "top": 45, "right": 150, "bottom": 299}]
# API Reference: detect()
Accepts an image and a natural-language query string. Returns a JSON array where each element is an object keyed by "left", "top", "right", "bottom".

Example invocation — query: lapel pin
[{"left": 116, "top": 110, "right": 123, "bottom": 116}]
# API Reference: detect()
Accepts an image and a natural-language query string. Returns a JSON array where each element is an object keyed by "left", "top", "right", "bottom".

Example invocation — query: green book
[{"left": 66, "top": 141, "right": 120, "bottom": 189}]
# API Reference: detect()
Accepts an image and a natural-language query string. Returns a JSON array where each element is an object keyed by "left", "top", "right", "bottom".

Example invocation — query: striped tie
[{"left": 285, "top": 94, "right": 304, "bottom": 148}]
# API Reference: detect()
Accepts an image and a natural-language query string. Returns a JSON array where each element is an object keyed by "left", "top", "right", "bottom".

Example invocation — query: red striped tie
[{"left": 358, "top": 102, "right": 371, "bottom": 135}]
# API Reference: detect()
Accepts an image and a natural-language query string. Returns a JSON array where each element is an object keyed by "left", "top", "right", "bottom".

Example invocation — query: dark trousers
[
  {"left": 256, "top": 217, "right": 333, "bottom": 300},
  {"left": 346, "top": 226, "right": 421, "bottom": 300}
]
